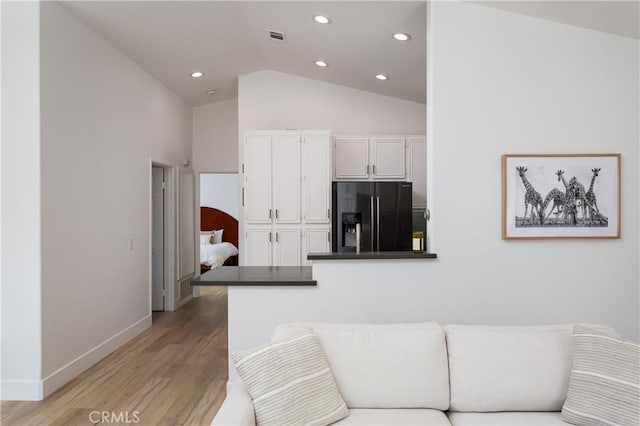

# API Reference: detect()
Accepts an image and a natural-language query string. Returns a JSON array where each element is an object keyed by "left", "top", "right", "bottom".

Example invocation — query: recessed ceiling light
[
  {"left": 313, "top": 15, "right": 331, "bottom": 24},
  {"left": 191, "top": 71, "right": 203, "bottom": 78},
  {"left": 315, "top": 60, "right": 328, "bottom": 67},
  {"left": 207, "top": 89, "right": 217, "bottom": 95},
  {"left": 375, "top": 74, "right": 389, "bottom": 81},
  {"left": 392, "top": 33, "right": 412, "bottom": 41}
]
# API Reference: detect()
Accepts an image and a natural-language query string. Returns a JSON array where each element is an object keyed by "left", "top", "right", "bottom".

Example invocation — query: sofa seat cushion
[
  {"left": 334, "top": 409, "right": 451, "bottom": 425},
  {"left": 447, "top": 412, "right": 572, "bottom": 425},
  {"left": 445, "top": 324, "right": 573, "bottom": 412},
  {"left": 273, "top": 323, "right": 450, "bottom": 409}
]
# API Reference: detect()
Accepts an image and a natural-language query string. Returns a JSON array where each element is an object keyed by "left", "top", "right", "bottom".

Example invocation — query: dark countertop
[
  {"left": 191, "top": 266, "right": 316, "bottom": 286},
  {"left": 307, "top": 251, "right": 438, "bottom": 260}
]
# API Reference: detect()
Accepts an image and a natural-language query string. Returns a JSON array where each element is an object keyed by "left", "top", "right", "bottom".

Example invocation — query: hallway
[{"left": 1, "top": 287, "right": 228, "bottom": 425}]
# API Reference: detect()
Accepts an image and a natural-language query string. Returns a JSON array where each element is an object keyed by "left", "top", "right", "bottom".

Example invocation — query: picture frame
[{"left": 502, "top": 154, "right": 621, "bottom": 239}]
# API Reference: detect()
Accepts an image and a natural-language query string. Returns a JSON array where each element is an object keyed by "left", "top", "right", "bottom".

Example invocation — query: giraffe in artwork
[
  {"left": 516, "top": 167, "right": 543, "bottom": 225},
  {"left": 585, "top": 168, "right": 601, "bottom": 218},
  {"left": 542, "top": 188, "right": 566, "bottom": 223},
  {"left": 557, "top": 170, "right": 588, "bottom": 224}
]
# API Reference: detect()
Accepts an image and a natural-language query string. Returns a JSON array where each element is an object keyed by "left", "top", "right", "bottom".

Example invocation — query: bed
[{"left": 200, "top": 207, "right": 239, "bottom": 273}]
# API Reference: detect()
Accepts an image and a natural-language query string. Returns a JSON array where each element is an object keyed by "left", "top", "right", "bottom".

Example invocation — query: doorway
[
  {"left": 152, "top": 165, "right": 166, "bottom": 311},
  {"left": 197, "top": 173, "right": 240, "bottom": 276}
]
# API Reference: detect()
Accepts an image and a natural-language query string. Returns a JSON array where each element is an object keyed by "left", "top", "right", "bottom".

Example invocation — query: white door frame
[{"left": 149, "top": 160, "right": 177, "bottom": 312}]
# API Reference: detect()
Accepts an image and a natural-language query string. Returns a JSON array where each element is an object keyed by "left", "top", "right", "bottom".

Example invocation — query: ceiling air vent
[{"left": 268, "top": 30, "right": 286, "bottom": 43}]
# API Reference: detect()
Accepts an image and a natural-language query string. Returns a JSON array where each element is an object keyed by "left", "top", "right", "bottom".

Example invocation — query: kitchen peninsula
[
  {"left": 308, "top": 251, "right": 437, "bottom": 260},
  {"left": 191, "top": 266, "right": 316, "bottom": 286}
]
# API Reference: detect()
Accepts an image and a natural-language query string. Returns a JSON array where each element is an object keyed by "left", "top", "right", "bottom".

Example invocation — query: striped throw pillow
[
  {"left": 561, "top": 325, "right": 639, "bottom": 426},
  {"left": 232, "top": 332, "right": 349, "bottom": 426}
]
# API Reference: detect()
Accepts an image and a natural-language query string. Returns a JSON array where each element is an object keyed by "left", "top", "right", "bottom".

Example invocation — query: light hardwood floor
[{"left": 1, "top": 287, "right": 228, "bottom": 426}]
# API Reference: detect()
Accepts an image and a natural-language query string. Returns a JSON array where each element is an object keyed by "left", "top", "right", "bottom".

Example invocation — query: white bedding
[{"left": 200, "top": 242, "right": 239, "bottom": 268}]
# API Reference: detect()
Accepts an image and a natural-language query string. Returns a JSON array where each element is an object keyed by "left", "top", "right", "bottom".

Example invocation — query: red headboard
[{"left": 200, "top": 207, "right": 239, "bottom": 249}]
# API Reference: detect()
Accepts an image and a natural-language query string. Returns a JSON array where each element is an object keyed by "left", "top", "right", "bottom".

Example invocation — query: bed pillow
[
  {"left": 211, "top": 229, "right": 224, "bottom": 244},
  {"left": 561, "top": 324, "right": 639, "bottom": 426},
  {"left": 199, "top": 231, "right": 213, "bottom": 245},
  {"left": 232, "top": 332, "right": 348, "bottom": 426}
]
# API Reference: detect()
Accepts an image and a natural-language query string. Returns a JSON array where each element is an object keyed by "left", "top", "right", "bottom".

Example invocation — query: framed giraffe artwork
[{"left": 502, "top": 154, "right": 621, "bottom": 239}]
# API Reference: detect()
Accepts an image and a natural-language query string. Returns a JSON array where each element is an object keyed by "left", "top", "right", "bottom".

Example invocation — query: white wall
[
  {"left": 227, "top": 1, "right": 639, "bottom": 380},
  {"left": 193, "top": 98, "right": 238, "bottom": 173},
  {"left": 193, "top": 71, "right": 426, "bottom": 174},
  {"left": 0, "top": 1, "right": 43, "bottom": 400},
  {"left": 200, "top": 174, "right": 240, "bottom": 220},
  {"left": 38, "top": 1, "right": 192, "bottom": 397},
  {"left": 238, "top": 70, "right": 426, "bottom": 135}
]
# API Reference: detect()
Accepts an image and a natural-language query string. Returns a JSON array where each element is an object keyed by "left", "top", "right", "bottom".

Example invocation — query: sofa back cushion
[
  {"left": 445, "top": 324, "right": 573, "bottom": 412},
  {"left": 272, "top": 323, "right": 450, "bottom": 409}
]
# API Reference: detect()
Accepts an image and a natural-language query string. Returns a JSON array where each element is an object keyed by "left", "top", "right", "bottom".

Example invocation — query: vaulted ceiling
[
  {"left": 61, "top": 1, "right": 427, "bottom": 106},
  {"left": 61, "top": 1, "right": 638, "bottom": 107}
]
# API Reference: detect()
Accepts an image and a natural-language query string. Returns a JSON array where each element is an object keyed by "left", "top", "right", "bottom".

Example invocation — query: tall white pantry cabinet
[{"left": 241, "top": 130, "right": 331, "bottom": 266}]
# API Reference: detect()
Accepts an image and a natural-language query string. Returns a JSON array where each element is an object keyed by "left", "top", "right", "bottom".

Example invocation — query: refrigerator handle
[
  {"left": 370, "top": 196, "right": 374, "bottom": 250},
  {"left": 376, "top": 196, "right": 380, "bottom": 251}
]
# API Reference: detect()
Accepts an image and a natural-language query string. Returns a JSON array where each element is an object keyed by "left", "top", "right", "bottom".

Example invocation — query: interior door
[
  {"left": 272, "top": 132, "right": 301, "bottom": 223},
  {"left": 151, "top": 166, "right": 164, "bottom": 311}
]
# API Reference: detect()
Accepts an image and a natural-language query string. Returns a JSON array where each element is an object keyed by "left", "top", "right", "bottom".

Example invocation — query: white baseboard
[
  {"left": 41, "top": 315, "right": 152, "bottom": 398},
  {"left": 1, "top": 380, "right": 43, "bottom": 401},
  {"left": 174, "top": 294, "right": 193, "bottom": 310}
]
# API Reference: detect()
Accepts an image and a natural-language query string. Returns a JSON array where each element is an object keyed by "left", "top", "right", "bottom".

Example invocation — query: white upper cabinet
[
  {"left": 273, "top": 228, "right": 301, "bottom": 266},
  {"left": 303, "top": 132, "right": 331, "bottom": 223},
  {"left": 244, "top": 134, "right": 272, "bottom": 223},
  {"left": 334, "top": 136, "right": 415, "bottom": 181},
  {"left": 371, "top": 137, "right": 406, "bottom": 179},
  {"left": 334, "top": 138, "right": 370, "bottom": 179},
  {"left": 272, "top": 132, "right": 301, "bottom": 223},
  {"left": 408, "top": 137, "right": 427, "bottom": 208}
]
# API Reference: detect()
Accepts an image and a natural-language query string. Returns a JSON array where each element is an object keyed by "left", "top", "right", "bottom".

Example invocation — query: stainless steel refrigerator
[{"left": 332, "top": 181, "right": 412, "bottom": 252}]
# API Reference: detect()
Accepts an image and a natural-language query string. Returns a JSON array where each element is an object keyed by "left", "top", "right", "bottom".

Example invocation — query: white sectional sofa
[{"left": 213, "top": 323, "right": 583, "bottom": 426}]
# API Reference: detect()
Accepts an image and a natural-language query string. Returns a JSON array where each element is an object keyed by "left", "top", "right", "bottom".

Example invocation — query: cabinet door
[
  {"left": 244, "top": 228, "right": 272, "bottom": 266},
  {"left": 334, "top": 138, "right": 370, "bottom": 179},
  {"left": 408, "top": 138, "right": 427, "bottom": 208},
  {"left": 303, "top": 133, "right": 331, "bottom": 223},
  {"left": 273, "top": 228, "right": 301, "bottom": 266},
  {"left": 244, "top": 134, "right": 272, "bottom": 223},
  {"left": 303, "top": 228, "right": 331, "bottom": 266},
  {"left": 272, "top": 133, "right": 301, "bottom": 223},
  {"left": 371, "top": 137, "right": 406, "bottom": 179}
]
